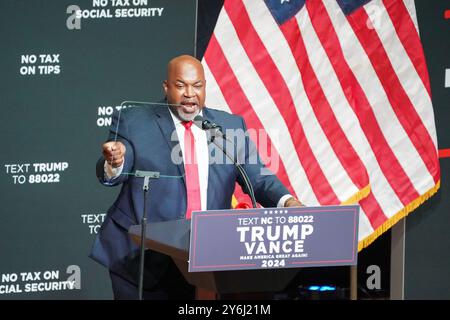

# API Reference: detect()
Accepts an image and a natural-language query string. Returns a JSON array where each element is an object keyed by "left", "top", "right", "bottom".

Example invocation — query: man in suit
[{"left": 92, "top": 55, "right": 303, "bottom": 299}]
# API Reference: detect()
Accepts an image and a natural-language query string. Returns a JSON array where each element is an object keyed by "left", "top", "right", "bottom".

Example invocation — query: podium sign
[{"left": 189, "top": 205, "right": 359, "bottom": 272}]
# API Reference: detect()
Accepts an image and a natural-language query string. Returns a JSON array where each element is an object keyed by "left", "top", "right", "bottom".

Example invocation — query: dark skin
[
  {"left": 102, "top": 55, "right": 303, "bottom": 207},
  {"left": 163, "top": 55, "right": 206, "bottom": 122}
]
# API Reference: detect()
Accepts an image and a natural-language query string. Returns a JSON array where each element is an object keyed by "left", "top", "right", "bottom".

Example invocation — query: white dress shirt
[{"left": 169, "top": 109, "right": 209, "bottom": 211}]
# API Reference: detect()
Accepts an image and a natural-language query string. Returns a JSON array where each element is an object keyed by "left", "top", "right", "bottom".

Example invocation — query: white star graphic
[{"left": 281, "top": 0, "right": 290, "bottom": 4}]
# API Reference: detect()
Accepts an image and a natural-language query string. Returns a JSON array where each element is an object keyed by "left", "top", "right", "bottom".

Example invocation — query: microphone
[
  {"left": 193, "top": 115, "right": 224, "bottom": 140},
  {"left": 193, "top": 115, "right": 257, "bottom": 209},
  {"left": 193, "top": 116, "right": 220, "bottom": 130}
]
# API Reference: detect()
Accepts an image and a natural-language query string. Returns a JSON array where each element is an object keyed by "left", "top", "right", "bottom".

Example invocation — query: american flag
[{"left": 202, "top": 0, "right": 440, "bottom": 250}]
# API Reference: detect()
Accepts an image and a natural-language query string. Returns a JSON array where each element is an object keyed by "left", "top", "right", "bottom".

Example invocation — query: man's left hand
[{"left": 284, "top": 197, "right": 304, "bottom": 207}]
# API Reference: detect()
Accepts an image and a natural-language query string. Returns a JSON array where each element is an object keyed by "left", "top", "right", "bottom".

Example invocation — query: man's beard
[{"left": 170, "top": 105, "right": 200, "bottom": 122}]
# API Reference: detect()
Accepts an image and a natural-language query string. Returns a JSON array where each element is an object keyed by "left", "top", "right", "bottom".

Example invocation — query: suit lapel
[{"left": 154, "top": 106, "right": 186, "bottom": 184}]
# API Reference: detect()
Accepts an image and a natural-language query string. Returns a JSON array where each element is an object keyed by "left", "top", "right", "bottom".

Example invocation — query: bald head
[
  {"left": 163, "top": 55, "right": 206, "bottom": 121},
  {"left": 167, "top": 55, "right": 204, "bottom": 78}
]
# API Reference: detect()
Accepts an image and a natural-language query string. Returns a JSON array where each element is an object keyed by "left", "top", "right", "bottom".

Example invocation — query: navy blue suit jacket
[{"left": 91, "top": 104, "right": 289, "bottom": 286}]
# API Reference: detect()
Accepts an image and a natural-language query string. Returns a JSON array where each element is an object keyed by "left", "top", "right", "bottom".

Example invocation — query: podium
[
  {"left": 128, "top": 219, "right": 299, "bottom": 298},
  {"left": 129, "top": 205, "right": 359, "bottom": 300}
]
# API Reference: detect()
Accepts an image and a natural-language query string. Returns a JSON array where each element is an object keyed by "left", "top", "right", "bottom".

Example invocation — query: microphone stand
[
  {"left": 209, "top": 132, "right": 257, "bottom": 209},
  {"left": 134, "top": 170, "right": 160, "bottom": 300}
]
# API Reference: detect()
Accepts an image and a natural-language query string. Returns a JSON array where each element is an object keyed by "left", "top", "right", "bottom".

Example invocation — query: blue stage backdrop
[{"left": 0, "top": 0, "right": 196, "bottom": 299}]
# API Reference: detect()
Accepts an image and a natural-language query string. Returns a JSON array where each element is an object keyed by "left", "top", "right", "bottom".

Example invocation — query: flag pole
[{"left": 350, "top": 265, "right": 358, "bottom": 300}]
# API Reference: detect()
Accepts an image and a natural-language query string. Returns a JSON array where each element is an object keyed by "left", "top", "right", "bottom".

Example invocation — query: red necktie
[{"left": 182, "top": 121, "right": 201, "bottom": 219}]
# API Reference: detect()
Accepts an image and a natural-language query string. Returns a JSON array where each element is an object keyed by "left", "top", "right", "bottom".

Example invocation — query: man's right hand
[{"left": 102, "top": 141, "right": 126, "bottom": 168}]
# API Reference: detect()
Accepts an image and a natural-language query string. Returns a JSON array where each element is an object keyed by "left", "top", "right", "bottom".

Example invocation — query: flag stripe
[
  {"left": 347, "top": 6, "right": 439, "bottom": 185},
  {"left": 365, "top": 1, "right": 438, "bottom": 193},
  {"left": 374, "top": 0, "right": 436, "bottom": 151},
  {"left": 244, "top": 0, "right": 365, "bottom": 203},
  {"left": 357, "top": 206, "right": 375, "bottom": 242},
  {"left": 383, "top": 0, "right": 431, "bottom": 96},
  {"left": 318, "top": 0, "right": 420, "bottom": 206},
  {"left": 288, "top": 14, "right": 386, "bottom": 228},
  {"left": 380, "top": 0, "right": 437, "bottom": 151},
  {"left": 300, "top": 3, "right": 413, "bottom": 226},
  {"left": 360, "top": 192, "right": 388, "bottom": 230},
  {"left": 296, "top": 7, "right": 397, "bottom": 228},
  {"left": 202, "top": 0, "right": 440, "bottom": 249},
  {"left": 402, "top": 0, "right": 420, "bottom": 33},
  {"left": 210, "top": 10, "right": 322, "bottom": 205},
  {"left": 305, "top": 1, "right": 406, "bottom": 227},
  {"left": 208, "top": 11, "right": 320, "bottom": 204},
  {"left": 224, "top": 0, "right": 339, "bottom": 204},
  {"left": 204, "top": 34, "right": 297, "bottom": 198},
  {"left": 328, "top": 0, "right": 435, "bottom": 200},
  {"left": 279, "top": 17, "right": 369, "bottom": 195}
]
